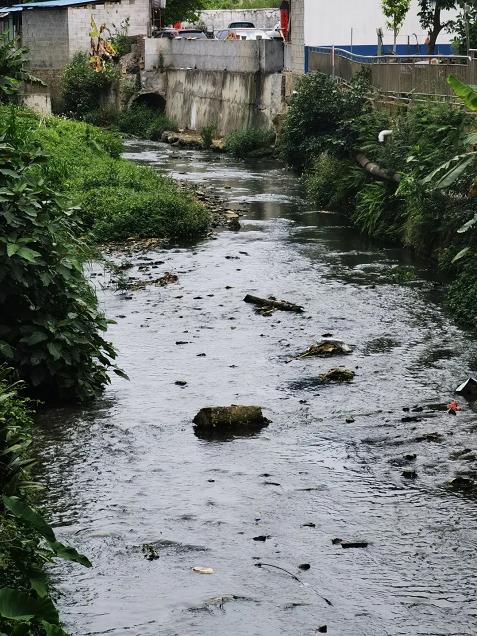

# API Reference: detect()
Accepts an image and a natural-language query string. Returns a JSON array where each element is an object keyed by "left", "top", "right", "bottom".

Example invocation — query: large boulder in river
[{"left": 193, "top": 405, "right": 270, "bottom": 440}]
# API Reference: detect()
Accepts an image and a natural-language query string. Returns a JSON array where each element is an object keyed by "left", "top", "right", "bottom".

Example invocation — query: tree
[
  {"left": 417, "top": 0, "right": 459, "bottom": 54},
  {"left": 382, "top": 0, "right": 412, "bottom": 53},
  {"left": 163, "top": 0, "right": 205, "bottom": 25}
]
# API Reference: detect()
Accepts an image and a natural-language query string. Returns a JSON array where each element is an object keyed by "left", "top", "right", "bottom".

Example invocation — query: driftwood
[
  {"left": 243, "top": 294, "right": 304, "bottom": 314},
  {"left": 355, "top": 153, "right": 401, "bottom": 184},
  {"left": 290, "top": 340, "right": 352, "bottom": 362}
]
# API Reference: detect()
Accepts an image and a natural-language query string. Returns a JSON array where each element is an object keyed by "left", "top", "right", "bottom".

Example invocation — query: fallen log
[
  {"left": 355, "top": 153, "right": 400, "bottom": 184},
  {"left": 290, "top": 340, "right": 352, "bottom": 362},
  {"left": 243, "top": 294, "right": 304, "bottom": 314}
]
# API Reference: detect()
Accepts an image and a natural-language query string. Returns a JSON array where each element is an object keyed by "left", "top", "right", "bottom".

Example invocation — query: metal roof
[{"left": 0, "top": 0, "right": 104, "bottom": 12}]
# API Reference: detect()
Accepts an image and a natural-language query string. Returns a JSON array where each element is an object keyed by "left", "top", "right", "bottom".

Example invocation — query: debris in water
[
  {"left": 193, "top": 405, "right": 270, "bottom": 440},
  {"left": 447, "top": 400, "right": 460, "bottom": 415},
  {"left": 254, "top": 562, "right": 333, "bottom": 607},
  {"left": 302, "top": 522, "right": 316, "bottom": 528},
  {"left": 291, "top": 340, "right": 352, "bottom": 361},
  {"left": 192, "top": 567, "right": 215, "bottom": 575},
  {"left": 402, "top": 469, "right": 417, "bottom": 480},
  {"left": 319, "top": 368, "right": 355, "bottom": 383},
  {"left": 317, "top": 626, "right": 328, "bottom": 633},
  {"left": 298, "top": 563, "right": 311, "bottom": 571},
  {"left": 332, "top": 538, "right": 369, "bottom": 549},
  {"left": 447, "top": 476, "right": 477, "bottom": 493},
  {"left": 175, "top": 380, "right": 187, "bottom": 386},
  {"left": 345, "top": 416, "right": 355, "bottom": 423},
  {"left": 253, "top": 535, "right": 271, "bottom": 542},
  {"left": 456, "top": 377, "right": 477, "bottom": 400},
  {"left": 243, "top": 294, "right": 304, "bottom": 314},
  {"left": 142, "top": 544, "right": 160, "bottom": 561}
]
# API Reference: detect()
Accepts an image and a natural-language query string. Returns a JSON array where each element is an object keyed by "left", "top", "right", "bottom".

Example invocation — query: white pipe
[{"left": 378, "top": 129, "right": 393, "bottom": 143}]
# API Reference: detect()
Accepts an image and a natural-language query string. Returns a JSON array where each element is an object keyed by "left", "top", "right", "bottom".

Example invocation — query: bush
[
  {"left": 61, "top": 53, "right": 119, "bottom": 119},
  {"left": 225, "top": 127, "right": 275, "bottom": 158},
  {"left": 201, "top": 123, "right": 217, "bottom": 149},
  {"left": 280, "top": 71, "right": 369, "bottom": 170},
  {"left": 353, "top": 181, "right": 403, "bottom": 240},
  {"left": 117, "top": 104, "right": 177, "bottom": 140},
  {"left": 0, "top": 370, "right": 91, "bottom": 634},
  {"left": 0, "top": 113, "right": 120, "bottom": 401}
]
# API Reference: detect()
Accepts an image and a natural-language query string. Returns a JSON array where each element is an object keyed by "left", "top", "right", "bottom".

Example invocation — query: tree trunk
[{"left": 428, "top": 7, "right": 442, "bottom": 55}]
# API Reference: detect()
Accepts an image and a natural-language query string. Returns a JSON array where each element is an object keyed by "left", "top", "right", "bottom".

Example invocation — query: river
[{"left": 36, "top": 140, "right": 477, "bottom": 636}]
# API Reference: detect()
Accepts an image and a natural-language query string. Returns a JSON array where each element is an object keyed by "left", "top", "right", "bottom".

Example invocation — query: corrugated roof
[{"left": 0, "top": 0, "right": 104, "bottom": 12}]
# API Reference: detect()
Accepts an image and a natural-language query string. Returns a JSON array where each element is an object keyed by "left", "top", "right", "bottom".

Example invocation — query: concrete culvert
[{"left": 132, "top": 93, "right": 166, "bottom": 112}]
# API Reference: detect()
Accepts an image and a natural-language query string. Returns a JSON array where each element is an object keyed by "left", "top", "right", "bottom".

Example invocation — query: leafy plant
[
  {"left": 61, "top": 52, "right": 119, "bottom": 119},
  {"left": 117, "top": 104, "right": 177, "bottom": 140},
  {"left": 0, "top": 32, "right": 40, "bottom": 103},
  {"left": 225, "top": 127, "right": 275, "bottom": 158},
  {"left": 111, "top": 18, "right": 132, "bottom": 57},
  {"left": 201, "top": 123, "right": 217, "bottom": 149},
  {"left": 0, "top": 114, "right": 120, "bottom": 401}
]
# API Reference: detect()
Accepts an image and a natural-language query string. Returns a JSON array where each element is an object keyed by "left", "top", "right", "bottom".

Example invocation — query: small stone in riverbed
[
  {"left": 317, "top": 626, "right": 328, "bottom": 633},
  {"left": 252, "top": 535, "right": 271, "bottom": 542},
  {"left": 319, "top": 368, "right": 355, "bottom": 383},
  {"left": 175, "top": 380, "right": 187, "bottom": 386},
  {"left": 302, "top": 522, "right": 316, "bottom": 528},
  {"left": 298, "top": 563, "right": 311, "bottom": 571},
  {"left": 193, "top": 405, "right": 270, "bottom": 440},
  {"left": 402, "top": 469, "right": 417, "bottom": 480},
  {"left": 345, "top": 417, "right": 355, "bottom": 423}
]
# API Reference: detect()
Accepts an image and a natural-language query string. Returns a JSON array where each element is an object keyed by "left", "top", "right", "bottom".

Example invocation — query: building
[
  {"left": 303, "top": 0, "right": 459, "bottom": 68},
  {"left": 0, "top": 0, "right": 150, "bottom": 68}
]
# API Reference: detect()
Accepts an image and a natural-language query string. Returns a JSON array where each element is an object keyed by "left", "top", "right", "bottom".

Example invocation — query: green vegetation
[
  {"left": 0, "top": 370, "right": 91, "bottom": 635},
  {"left": 61, "top": 52, "right": 119, "bottom": 120},
  {"left": 225, "top": 127, "right": 275, "bottom": 158},
  {"left": 200, "top": 123, "right": 217, "bottom": 149},
  {"left": 204, "top": 0, "right": 279, "bottom": 8},
  {"left": 116, "top": 103, "right": 177, "bottom": 140},
  {"left": 282, "top": 70, "right": 477, "bottom": 328}
]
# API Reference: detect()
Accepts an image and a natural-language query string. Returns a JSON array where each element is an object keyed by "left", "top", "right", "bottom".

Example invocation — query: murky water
[{"left": 36, "top": 140, "right": 477, "bottom": 635}]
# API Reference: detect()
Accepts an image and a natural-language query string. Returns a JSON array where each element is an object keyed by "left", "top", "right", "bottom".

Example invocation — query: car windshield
[
  {"left": 228, "top": 22, "right": 254, "bottom": 28},
  {"left": 176, "top": 30, "right": 207, "bottom": 39}
]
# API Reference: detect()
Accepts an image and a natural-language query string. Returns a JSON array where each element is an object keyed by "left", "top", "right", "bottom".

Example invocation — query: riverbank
[{"left": 280, "top": 72, "right": 477, "bottom": 330}]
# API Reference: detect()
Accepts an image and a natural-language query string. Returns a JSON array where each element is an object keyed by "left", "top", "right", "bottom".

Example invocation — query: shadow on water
[{"left": 35, "top": 139, "right": 477, "bottom": 636}]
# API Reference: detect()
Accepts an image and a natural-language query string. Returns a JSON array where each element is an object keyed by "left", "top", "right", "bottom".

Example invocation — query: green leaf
[
  {"left": 0, "top": 340, "right": 14, "bottom": 360},
  {"left": 28, "top": 568, "right": 49, "bottom": 598},
  {"left": 16, "top": 247, "right": 41, "bottom": 263},
  {"left": 0, "top": 588, "right": 59, "bottom": 624},
  {"left": 458, "top": 213, "right": 477, "bottom": 234},
  {"left": 113, "top": 368, "right": 130, "bottom": 380},
  {"left": 47, "top": 342, "right": 62, "bottom": 360},
  {"left": 2, "top": 496, "right": 56, "bottom": 542},
  {"left": 41, "top": 622, "right": 69, "bottom": 636},
  {"left": 6, "top": 242, "right": 19, "bottom": 257},
  {"left": 19, "top": 331, "right": 49, "bottom": 346},
  {"left": 451, "top": 246, "right": 471, "bottom": 263},
  {"left": 448, "top": 75, "right": 477, "bottom": 111},
  {"left": 48, "top": 540, "right": 92, "bottom": 568}
]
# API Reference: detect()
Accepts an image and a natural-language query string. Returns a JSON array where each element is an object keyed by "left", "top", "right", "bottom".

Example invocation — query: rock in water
[
  {"left": 193, "top": 405, "right": 270, "bottom": 440},
  {"left": 455, "top": 377, "right": 477, "bottom": 400},
  {"left": 319, "top": 368, "right": 355, "bottom": 383},
  {"left": 294, "top": 340, "right": 352, "bottom": 360}
]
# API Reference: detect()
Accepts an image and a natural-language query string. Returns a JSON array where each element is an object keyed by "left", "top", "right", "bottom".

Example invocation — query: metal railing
[{"left": 307, "top": 46, "right": 471, "bottom": 70}]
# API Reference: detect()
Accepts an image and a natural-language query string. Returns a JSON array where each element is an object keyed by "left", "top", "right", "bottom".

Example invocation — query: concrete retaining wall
[
  {"left": 141, "top": 68, "right": 284, "bottom": 135},
  {"left": 184, "top": 8, "right": 279, "bottom": 31},
  {"left": 143, "top": 38, "right": 283, "bottom": 74}
]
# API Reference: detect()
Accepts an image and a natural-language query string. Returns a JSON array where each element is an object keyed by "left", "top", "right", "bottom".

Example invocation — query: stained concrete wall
[
  {"left": 144, "top": 38, "right": 283, "bottom": 74},
  {"left": 290, "top": 0, "right": 304, "bottom": 74},
  {"left": 141, "top": 68, "right": 285, "bottom": 135},
  {"left": 185, "top": 8, "right": 279, "bottom": 31}
]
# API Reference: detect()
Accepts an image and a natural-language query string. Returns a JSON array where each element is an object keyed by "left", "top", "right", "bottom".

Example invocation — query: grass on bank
[{"left": 0, "top": 107, "right": 209, "bottom": 243}]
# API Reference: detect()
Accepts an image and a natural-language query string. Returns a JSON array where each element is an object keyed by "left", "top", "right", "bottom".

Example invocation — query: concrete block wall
[
  {"left": 143, "top": 38, "right": 283, "bottom": 74},
  {"left": 68, "top": 0, "right": 150, "bottom": 58},
  {"left": 290, "top": 0, "right": 304, "bottom": 74},
  {"left": 23, "top": 10, "right": 69, "bottom": 69}
]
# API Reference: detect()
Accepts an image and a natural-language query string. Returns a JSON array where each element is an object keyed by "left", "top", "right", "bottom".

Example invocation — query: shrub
[
  {"left": 280, "top": 71, "right": 369, "bottom": 170},
  {"left": 61, "top": 52, "right": 119, "bottom": 119},
  {"left": 0, "top": 117, "right": 119, "bottom": 401},
  {"left": 201, "top": 123, "right": 217, "bottom": 149},
  {"left": 117, "top": 104, "right": 177, "bottom": 140},
  {"left": 353, "top": 181, "right": 403, "bottom": 240},
  {"left": 225, "top": 127, "right": 275, "bottom": 158}
]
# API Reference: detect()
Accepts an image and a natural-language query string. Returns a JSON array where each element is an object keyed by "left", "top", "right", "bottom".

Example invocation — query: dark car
[
  {"left": 228, "top": 21, "right": 255, "bottom": 28},
  {"left": 155, "top": 29, "right": 207, "bottom": 39}
]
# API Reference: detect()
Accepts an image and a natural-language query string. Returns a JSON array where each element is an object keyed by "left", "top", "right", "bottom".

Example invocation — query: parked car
[
  {"left": 215, "top": 28, "right": 273, "bottom": 41},
  {"left": 266, "top": 23, "right": 283, "bottom": 39},
  {"left": 155, "top": 28, "right": 207, "bottom": 39},
  {"left": 228, "top": 21, "right": 255, "bottom": 28}
]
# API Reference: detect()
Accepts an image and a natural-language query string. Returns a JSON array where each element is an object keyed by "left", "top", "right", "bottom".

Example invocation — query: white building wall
[{"left": 304, "top": 0, "right": 458, "bottom": 52}]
